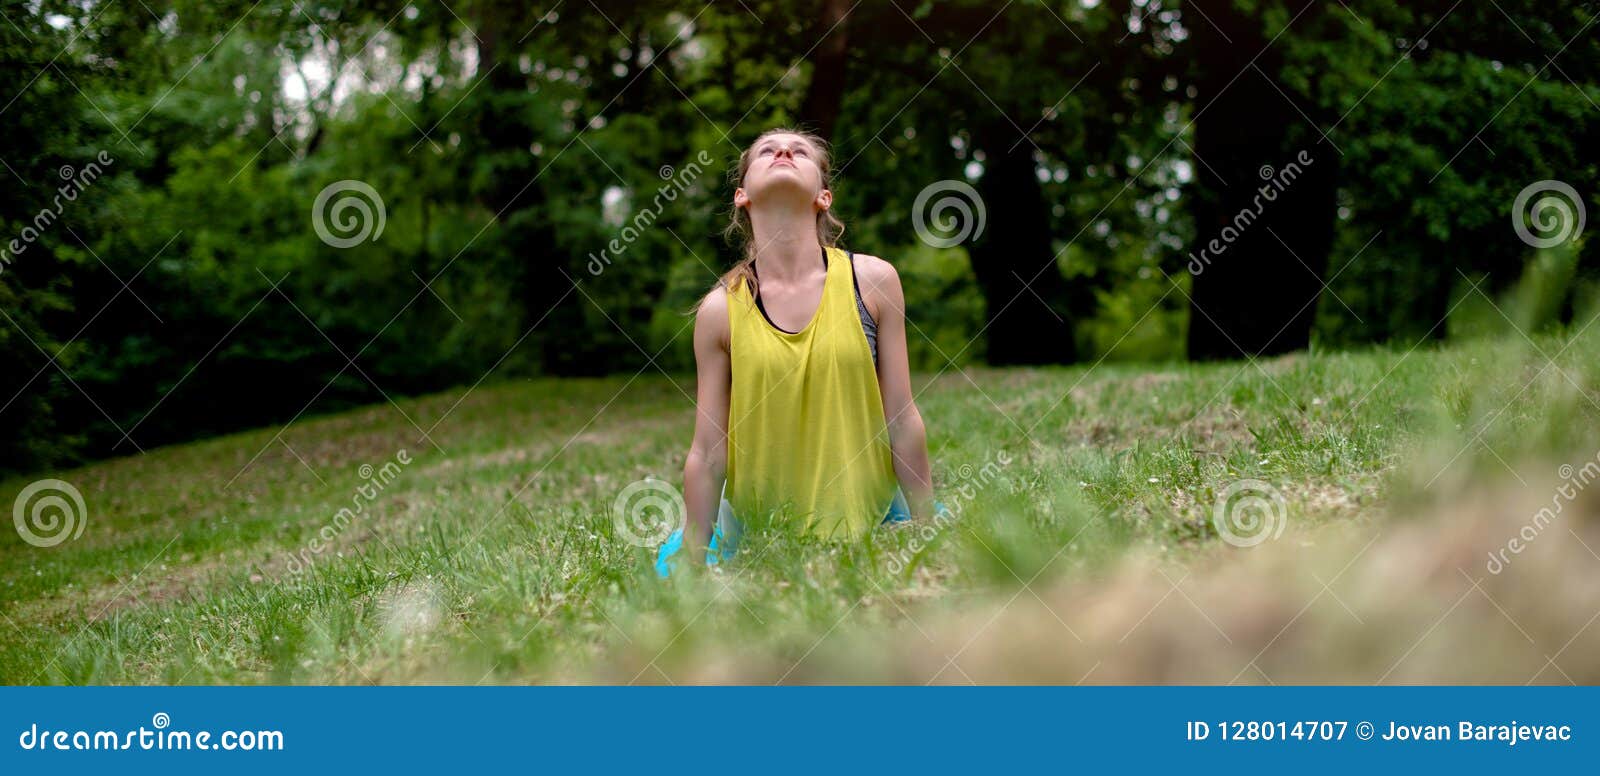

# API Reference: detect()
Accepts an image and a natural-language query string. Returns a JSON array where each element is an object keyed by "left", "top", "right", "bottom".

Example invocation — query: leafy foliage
[{"left": 0, "top": 0, "right": 1594, "bottom": 471}]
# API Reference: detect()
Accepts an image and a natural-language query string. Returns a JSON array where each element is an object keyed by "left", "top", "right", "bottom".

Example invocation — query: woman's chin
[{"left": 749, "top": 176, "right": 815, "bottom": 203}]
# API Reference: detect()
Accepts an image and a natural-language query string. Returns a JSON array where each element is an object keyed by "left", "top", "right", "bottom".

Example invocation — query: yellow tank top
[{"left": 725, "top": 245, "right": 898, "bottom": 539}]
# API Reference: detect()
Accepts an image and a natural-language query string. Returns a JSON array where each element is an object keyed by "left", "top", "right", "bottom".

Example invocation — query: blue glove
[
  {"left": 654, "top": 524, "right": 733, "bottom": 578},
  {"left": 882, "top": 493, "right": 951, "bottom": 524},
  {"left": 883, "top": 490, "right": 912, "bottom": 524}
]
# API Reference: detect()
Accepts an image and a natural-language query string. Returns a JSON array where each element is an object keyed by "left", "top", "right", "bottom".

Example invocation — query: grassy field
[{"left": 4, "top": 316, "right": 1600, "bottom": 684}]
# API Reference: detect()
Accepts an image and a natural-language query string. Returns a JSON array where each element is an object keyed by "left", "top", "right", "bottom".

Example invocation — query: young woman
[{"left": 658, "top": 128, "right": 941, "bottom": 576}]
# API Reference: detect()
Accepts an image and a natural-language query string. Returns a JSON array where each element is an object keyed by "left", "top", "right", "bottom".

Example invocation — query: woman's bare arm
[
  {"left": 857, "top": 255, "right": 934, "bottom": 520},
  {"left": 682, "top": 286, "right": 732, "bottom": 558}
]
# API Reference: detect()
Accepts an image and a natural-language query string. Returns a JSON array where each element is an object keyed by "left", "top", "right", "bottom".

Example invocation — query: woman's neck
[{"left": 750, "top": 209, "right": 823, "bottom": 283}]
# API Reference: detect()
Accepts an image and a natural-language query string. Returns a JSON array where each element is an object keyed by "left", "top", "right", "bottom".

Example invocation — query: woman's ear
[
  {"left": 733, "top": 187, "right": 750, "bottom": 209},
  {"left": 815, "top": 188, "right": 833, "bottom": 212}
]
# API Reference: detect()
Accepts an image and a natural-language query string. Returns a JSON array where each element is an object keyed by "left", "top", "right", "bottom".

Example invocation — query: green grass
[{"left": 4, "top": 317, "right": 1599, "bottom": 684}]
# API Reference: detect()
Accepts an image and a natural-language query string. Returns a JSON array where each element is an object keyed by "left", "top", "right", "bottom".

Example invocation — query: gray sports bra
[{"left": 751, "top": 248, "right": 879, "bottom": 364}]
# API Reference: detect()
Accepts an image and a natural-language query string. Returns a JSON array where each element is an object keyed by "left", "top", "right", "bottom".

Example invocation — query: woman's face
[{"left": 735, "top": 133, "right": 830, "bottom": 211}]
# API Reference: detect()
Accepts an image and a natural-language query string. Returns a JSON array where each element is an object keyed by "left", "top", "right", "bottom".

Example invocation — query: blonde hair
[{"left": 711, "top": 127, "right": 846, "bottom": 304}]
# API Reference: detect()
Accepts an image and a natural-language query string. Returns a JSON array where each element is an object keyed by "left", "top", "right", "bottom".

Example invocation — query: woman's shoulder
[
  {"left": 850, "top": 253, "right": 900, "bottom": 285},
  {"left": 847, "top": 253, "right": 903, "bottom": 323},
  {"left": 694, "top": 283, "right": 732, "bottom": 346},
  {"left": 700, "top": 282, "right": 730, "bottom": 310}
]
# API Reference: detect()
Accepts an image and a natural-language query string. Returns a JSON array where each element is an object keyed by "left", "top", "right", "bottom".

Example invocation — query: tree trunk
[
  {"left": 1186, "top": 0, "right": 1338, "bottom": 360},
  {"left": 968, "top": 130, "right": 1077, "bottom": 365},
  {"left": 799, "top": 0, "right": 851, "bottom": 141}
]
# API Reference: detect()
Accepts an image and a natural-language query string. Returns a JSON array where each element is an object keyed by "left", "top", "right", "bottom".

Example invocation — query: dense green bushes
[{"left": 1, "top": 1, "right": 1594, "bottom": 473}]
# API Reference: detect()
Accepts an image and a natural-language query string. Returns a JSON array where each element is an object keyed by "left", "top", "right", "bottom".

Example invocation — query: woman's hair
[{"left": 714, "top": 127, "right": 846, "bottom": 300}]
